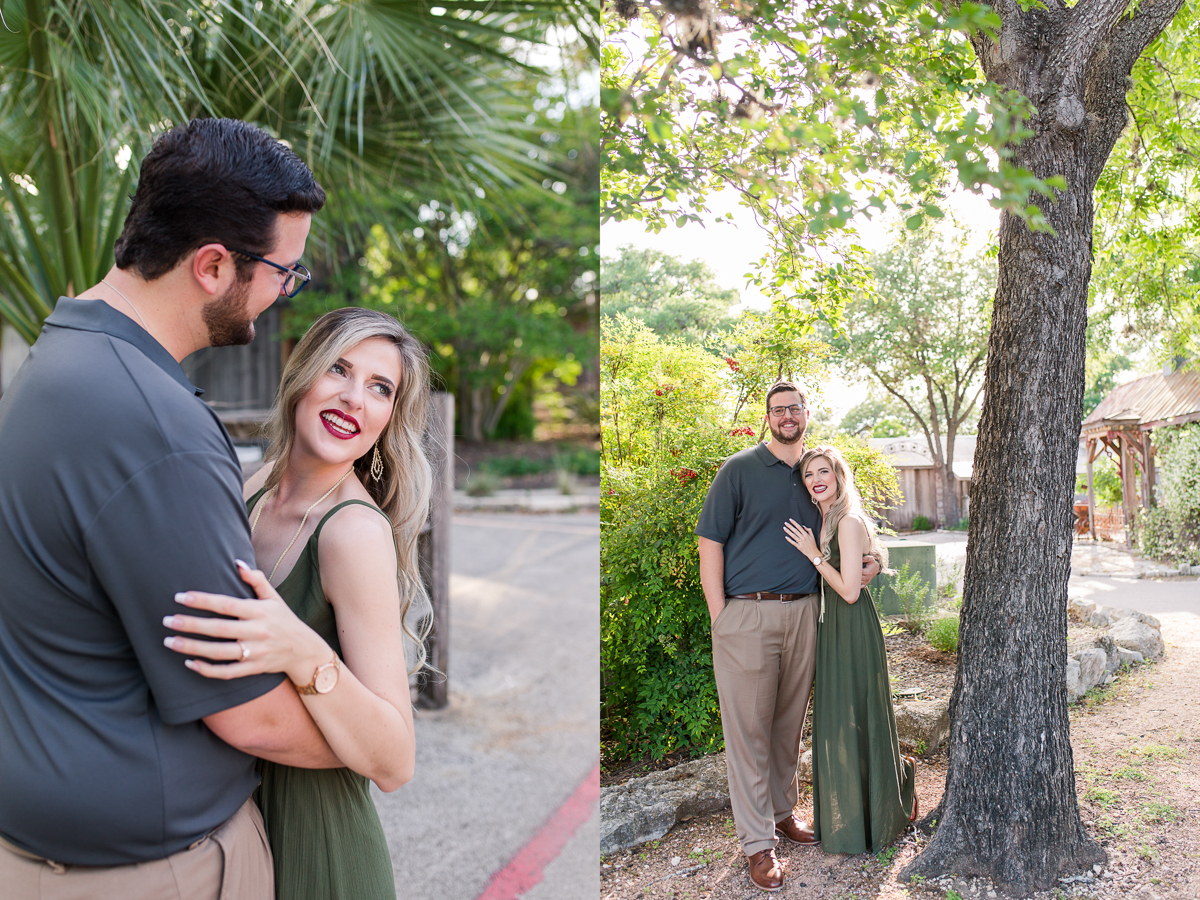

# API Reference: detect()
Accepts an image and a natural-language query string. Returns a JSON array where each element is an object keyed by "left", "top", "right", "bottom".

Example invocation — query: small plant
[
  {"left": 464, "top": 469, "right": 501, "bottom": 497},
  {"left": 946, "top": 890, "right": 964, "bottom": 900},
  {"left": 1127, "top": 744, "right": 1182, "bottom": 760},
  {"left": 1113, "top": 765, "right": 1149, "bottom": 781},
  {"left": 876, "top": 846, "right": 896, "bottom": 864},
  {"left": 1084, "top": 787, "right": 1118, "bottom": 807},
  {"left": 884, "top": 561, "right": 934, "bottom": 633},
  {"left": 912, "top": 514, "right": 933, "bottom": 531},
  {"left": 916, "top": 739, "right": 927, "bottom": 755},
  {"left": 948, "top": 516, "right": 969, "bottom": 531},
  {"left": 909, "top": 874, "right": 926, "bottom": 885},
  {"left": 927, "top": 616, "right": 960, "bottom": 653},
  {"left": 1137, "top": 843, "right": 1159, "bottom": 862},
  {"left": 1140, "top": 801, "right": 1180, "bottom": 823},
  {"left": 552, "top": 452, "right": 577, "bottom": 495}
]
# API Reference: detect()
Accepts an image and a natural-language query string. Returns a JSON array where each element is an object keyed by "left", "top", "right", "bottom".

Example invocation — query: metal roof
[{"left": 1080, "top": 367, "right": 1200, "bottom": 437}]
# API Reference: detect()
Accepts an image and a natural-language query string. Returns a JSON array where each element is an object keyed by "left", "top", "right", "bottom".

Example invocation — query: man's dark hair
[
  {"left": 766, "top": 381, "right": 807, "bottom": 409},
  {"left": 113, "top": 118, "right": 326, "bottom": 280}
]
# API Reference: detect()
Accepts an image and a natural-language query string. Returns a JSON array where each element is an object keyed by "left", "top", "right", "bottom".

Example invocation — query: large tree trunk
[{"left": 904, "top": 0, "right": 1184, "bottom": 894}]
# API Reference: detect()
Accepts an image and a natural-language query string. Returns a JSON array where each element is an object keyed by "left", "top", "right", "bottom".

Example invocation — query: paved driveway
[{"left": 374, "top": 511, "right": 600, "bottom": 900}]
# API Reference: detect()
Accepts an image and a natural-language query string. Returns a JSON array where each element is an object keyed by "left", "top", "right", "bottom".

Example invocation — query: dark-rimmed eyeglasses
[
  {"left": 228, "top": 248, "right": 311, "bottom": 298},
  {"left": 768, "top": 404, "right": 805, "bottom": 417}
]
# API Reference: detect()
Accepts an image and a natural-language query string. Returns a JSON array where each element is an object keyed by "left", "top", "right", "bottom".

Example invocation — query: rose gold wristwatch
[{"left": 294, "top": 655, "right": 340, "bottom": 695}]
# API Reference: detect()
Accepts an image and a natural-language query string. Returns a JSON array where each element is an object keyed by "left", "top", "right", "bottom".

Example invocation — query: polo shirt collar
[
  {"left": 755, "top": 442, "right": 794, "bottom": 467},
  {"left": 45, "top": 297, "right": 204, "bottom": 396}
]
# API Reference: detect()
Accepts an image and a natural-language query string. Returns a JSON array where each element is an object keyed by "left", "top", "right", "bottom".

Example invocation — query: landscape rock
[
  {"left": 1086, "top": 605, "right": 1117, "bottom": 627},
  {"left": 1093, "top": 635, "right": 1120, "bottom": 675},
  {"left": 1065, "top": 652, "right": 1109, "bottom": 703},
  {"left": 600, "top": 753, "right": 729, "bottom": 856},
  {"left": 1066, "top": 657, "right": 1083, "bottom": 702},
  {"left": 1109, "top": 617, "right": 1165, "bottom": 660},
  {"left": 1115, "top": 646, "right": 1145, "bottom": 667},
  {"left": 1110, "top": 608, "right": 1161, "bottom": 630},
  {"left": 1068, "top": 597, "right": 1096, "bottom": 621},
  {"left": 797, "top": 748, "right": 812, "bottom": 784},
  {"left": 895, "top": 699, "right": 950, "bottom": 755}
]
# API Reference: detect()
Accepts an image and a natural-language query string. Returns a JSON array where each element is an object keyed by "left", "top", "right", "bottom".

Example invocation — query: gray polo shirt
[
  {"left": 695, "top": 443, "right": 822, "bottom": 596},
  {"left": 0, "top": 298, "right": 284, "bottom": 865}
]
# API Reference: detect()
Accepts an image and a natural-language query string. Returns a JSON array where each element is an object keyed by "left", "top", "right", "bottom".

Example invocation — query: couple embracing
[
  {"left": 0, "top": 119, "right": 426, "bottom": 900},
  {"left": 696, "top": 382, "right": 918, "bottom": 892}
]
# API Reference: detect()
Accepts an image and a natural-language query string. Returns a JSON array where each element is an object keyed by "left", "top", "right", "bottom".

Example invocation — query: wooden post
[
  {"left": 1140, "top": 431, "right": 1155, "bottom": 508},
  {"left": 415, "top": 391, "right": 454, "bottom": 709},
  {"left": 1085, "top": 438, "right": 1097, "bottom": 541},
  {"left": 1119, "top": 432, "right": 1135, "bottom": 550}
]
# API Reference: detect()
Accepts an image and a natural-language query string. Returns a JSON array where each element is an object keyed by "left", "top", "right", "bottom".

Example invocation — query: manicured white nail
[
  {"left": 163, "top": 637, "right": 177, "bottom": 649},
  {"left": 162, "top": 616, "right": 175, "bottom": 628},
  {"left": 175, "top": 592, "right": 190, "bottom": 604},
  {"left": 235, "top": 559, "right": 250, "bottom": 570},
  {"left": 184, "top": 659, "right": 197, "bottom": 670}
]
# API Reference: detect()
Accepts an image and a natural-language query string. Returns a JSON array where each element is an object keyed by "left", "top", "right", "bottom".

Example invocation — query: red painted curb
[{"left": 475, "top": 760, "right": 601, "bottom": 900}]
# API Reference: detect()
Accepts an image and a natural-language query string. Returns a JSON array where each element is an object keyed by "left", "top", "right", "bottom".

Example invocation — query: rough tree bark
[{"left": 903, "top": 0, "right": 1186, "bottom": 894}]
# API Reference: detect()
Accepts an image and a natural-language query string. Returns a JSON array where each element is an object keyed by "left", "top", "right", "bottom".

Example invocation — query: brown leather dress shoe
[
  {"left": 906, "top": 756, "right": 919, "bottom": 822},
  {"left": 747, "top": 848, "right": 785, "bottom": 892},
  {"left": 775, "top": 814, "right": 819, "bottom": 845}
]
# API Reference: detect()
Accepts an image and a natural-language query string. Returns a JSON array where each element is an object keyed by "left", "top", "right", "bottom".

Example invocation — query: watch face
[{"left": 314, "top": 663, "right": 339, "bottom": 694}]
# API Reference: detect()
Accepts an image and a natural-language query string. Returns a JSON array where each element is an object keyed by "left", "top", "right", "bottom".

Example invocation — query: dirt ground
[{"left": 600, "top": 595, "right": 1200, "bottom": 900}]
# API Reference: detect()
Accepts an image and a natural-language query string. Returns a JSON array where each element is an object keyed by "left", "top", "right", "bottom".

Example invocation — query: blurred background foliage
[{"left": 0, "top": 0, "right": 598, "bottom": 444}]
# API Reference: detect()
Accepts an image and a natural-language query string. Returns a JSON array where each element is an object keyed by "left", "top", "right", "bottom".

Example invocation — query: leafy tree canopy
[
  {"left": 0, "top": 0, "right": 594, "bottom": 342},
  {"left": 602, "top": 0, "right": 1063, "bottom": 314},
  {"left": 600, "top": 245, "right": 737, "bottom": 346}
]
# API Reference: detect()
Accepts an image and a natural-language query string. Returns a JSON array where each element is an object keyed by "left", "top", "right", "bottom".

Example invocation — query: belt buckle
[{"left": 780, "top": 594, "right": 792, "bottom": 604}]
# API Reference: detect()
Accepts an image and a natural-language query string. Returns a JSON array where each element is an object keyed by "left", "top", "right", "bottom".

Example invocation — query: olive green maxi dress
[
  {"left": 810, "top": 527, "right": 916, "bottom": 855},
  {"left": 248, "top": 489, "right": 396, "bottom": 900}
]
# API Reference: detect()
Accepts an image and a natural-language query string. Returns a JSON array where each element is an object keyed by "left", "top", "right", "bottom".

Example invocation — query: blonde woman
[
  {"left": 165, "top": 307, "right": 432, "bottom": 900},
  {"left": 783, "top": 445, "right": 917, "bottom": 855}
]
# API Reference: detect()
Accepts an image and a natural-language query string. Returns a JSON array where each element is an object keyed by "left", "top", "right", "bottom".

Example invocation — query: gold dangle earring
[{"left": 370, "top": 441, "right": 384, "bottom": 482}]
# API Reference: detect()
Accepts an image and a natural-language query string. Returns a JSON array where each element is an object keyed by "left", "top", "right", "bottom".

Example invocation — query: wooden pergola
[{"left": 1079, "top": 365, "right": 1200, "bottom": 547}]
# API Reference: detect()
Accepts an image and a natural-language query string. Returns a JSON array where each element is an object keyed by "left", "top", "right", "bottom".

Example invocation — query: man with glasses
[
  {"left": 0, "top": 118, "right": 336, "bottom": 899},
  {"left": 696, "top": 382, "right": 879, "bottom": 891}
]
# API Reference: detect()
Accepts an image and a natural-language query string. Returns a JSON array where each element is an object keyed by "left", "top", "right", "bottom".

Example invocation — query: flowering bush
[{"left": 601, "top": 314, "right": 900, "bottom": 762}]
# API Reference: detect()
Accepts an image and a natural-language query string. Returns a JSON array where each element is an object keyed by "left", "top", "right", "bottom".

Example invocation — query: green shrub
[
  {"left": 601, "top": 316, "right": 901, "bottom": 762},
  {"left": 482, "top": 456, "right": 552, "bottom": 477},
  {"left": 464, "top": 469, "right": 501, "bottom": 497},
  {"left": 1133, "top": 424, "right": 1200, "bottom": 564},
  {"left": 884, "top": 561, "right": 933, "bottom": 633},
  {"left": 911, "top": 514, "right": 933, "bottom": 531},
  {"left": 927, "top": 616, "right": 960, "bottom": 653},
  {"left": 555, "top": 446, "right": 601, "bottom": 476}
]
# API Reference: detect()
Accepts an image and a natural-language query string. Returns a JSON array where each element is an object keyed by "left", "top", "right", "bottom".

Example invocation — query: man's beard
[
  {"left": 202, "top": 277, "right": 256, "bottom": 347},
  {"left": 768, "top": 418, "right": 804, "bottom": 445}
]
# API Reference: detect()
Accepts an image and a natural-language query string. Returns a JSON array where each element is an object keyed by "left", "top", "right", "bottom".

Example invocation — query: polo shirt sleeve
[
  {"left": 695, "top": 458, "right": 740, "bottom": 544},
  {"left": 82, "top": 451, "right": 284, "bottom": 725}
]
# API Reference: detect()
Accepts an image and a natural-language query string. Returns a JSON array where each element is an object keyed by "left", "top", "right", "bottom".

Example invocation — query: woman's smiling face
[
  {"left": 803, "top": 455, "right": 837, "bottom": 503},
  {"left": 294, "top": 336, "right": 403, "bottom": 466}
]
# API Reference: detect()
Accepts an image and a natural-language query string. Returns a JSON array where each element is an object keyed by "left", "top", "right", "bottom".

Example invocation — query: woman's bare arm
[
  {"left": 783, "top": 515, "right": 869, "bottom": 602},
  {"left": 165, "top": 506, "right": 416, "bottom": 791}
]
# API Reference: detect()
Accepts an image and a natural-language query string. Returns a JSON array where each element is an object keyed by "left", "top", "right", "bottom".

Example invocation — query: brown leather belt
[{"left": 728, "top": 591, "right": 811, "bottom": 601}]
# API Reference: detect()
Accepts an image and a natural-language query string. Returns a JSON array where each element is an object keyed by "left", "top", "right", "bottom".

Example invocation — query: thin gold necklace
[
  {"left": 251, "top": 469, "right": 353, "bottom": 582},
  {"left": 100, "top": 279, "right": 150, "bottom": 331}
]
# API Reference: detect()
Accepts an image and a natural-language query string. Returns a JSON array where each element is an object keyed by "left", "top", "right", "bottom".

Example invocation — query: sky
[{"left": 601, "top": 188, "right": 1003, "bottom": 426}]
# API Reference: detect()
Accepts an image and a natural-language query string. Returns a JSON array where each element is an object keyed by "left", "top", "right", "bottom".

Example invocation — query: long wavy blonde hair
[
  {"left": 798, "top": 445, "right": 889, "bottom": 572},
  {"left": 260, "top": 307, "right": 433, "bottom": 673}
]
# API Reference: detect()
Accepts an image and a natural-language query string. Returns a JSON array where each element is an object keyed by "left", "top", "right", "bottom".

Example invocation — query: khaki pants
[
  {"left": 712, "top": 594, "right": 818, "bottom": 856},
  {"left": 0, "top": 798, "right": 273, "bottom": 900}
]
